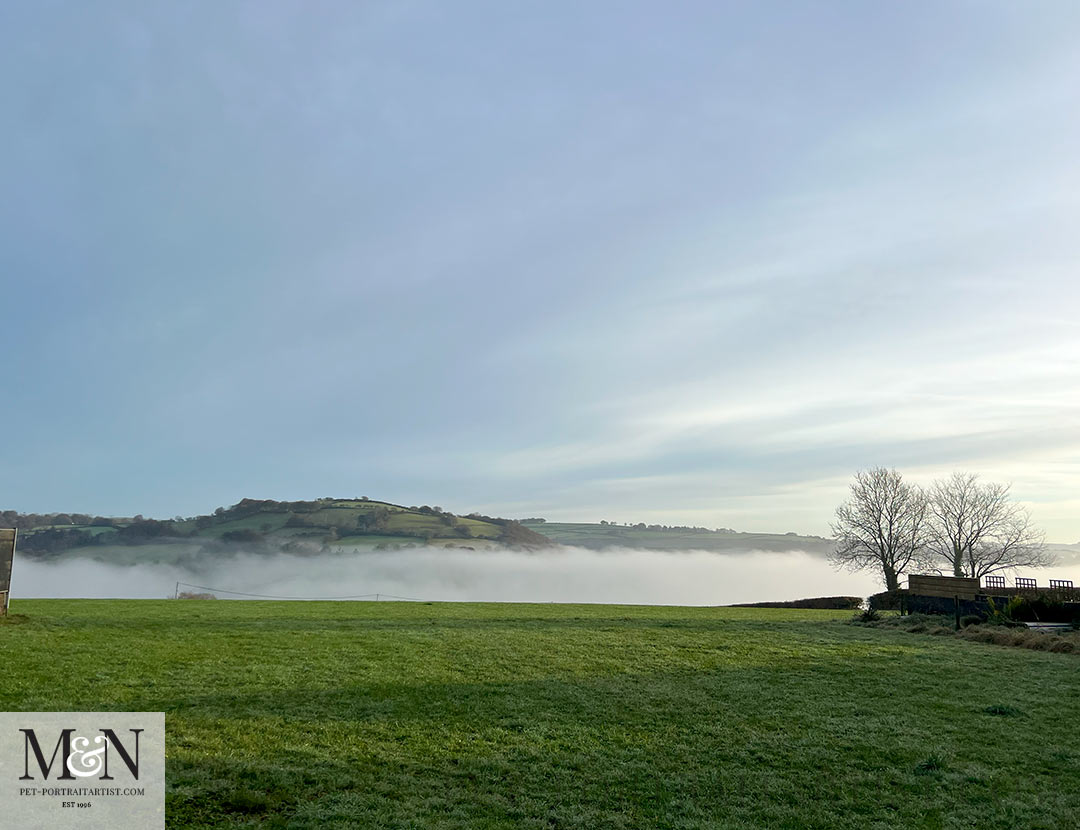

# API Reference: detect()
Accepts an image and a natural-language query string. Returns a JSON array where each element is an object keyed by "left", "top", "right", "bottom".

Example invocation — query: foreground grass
[
  {"left": 3, "top": 600, "right": 1079, "bottom": 829},
  {"left": 855, "top": 612, "right": 1080, "bottom": 654}
]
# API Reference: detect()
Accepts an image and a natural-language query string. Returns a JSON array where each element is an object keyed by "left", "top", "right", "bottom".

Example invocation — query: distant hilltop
[
  {"left": 1, "top": 499, "right": 839, "bottom": 563},
  {"left": 3, "top": 498, "right": 551, "bottom": 561}
]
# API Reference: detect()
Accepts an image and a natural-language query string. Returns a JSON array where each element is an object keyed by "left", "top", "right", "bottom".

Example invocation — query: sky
[{"left": 2, "top": 2, "right": 1079, "bottom": 542}]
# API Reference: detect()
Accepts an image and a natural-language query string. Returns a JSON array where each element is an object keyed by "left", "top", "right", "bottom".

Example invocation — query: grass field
[
  {"left": 521, "top": 522, "right": 834, "bottom": 555},
  {"left": 3, "top": 600, "right": 1078, "bottom": 829}
]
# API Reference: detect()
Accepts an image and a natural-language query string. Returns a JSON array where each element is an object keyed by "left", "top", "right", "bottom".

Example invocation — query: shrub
[
  {"left": 985, "top": 597, "right": 1026, "bottom": 627},
  {"left": 1000, "top": 593, "right": 1072, "bottom": 623},
  {"left": 867, "top": 590, "right": 903, "bottom": 611},
  {"left": 896, "top": 613, "right": 947, "bottom": 627},
  {"left": 959, "top": 614, "right": 983, "bottom": 628},
  {"left": 956, "top": 625, "right": 1079, "bottom": 654},
  {"left": 735, "top": 596, "right": 863, "bottom": 610}
]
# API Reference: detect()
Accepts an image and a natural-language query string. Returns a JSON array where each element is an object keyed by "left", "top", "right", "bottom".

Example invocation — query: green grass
[
  {"left": 69, "top": 542, "right": 208, "bottom": 567},
  {"left": 454, "top": 517, "right": 503, "bottom": 538},
  {"left": 196, "top": 513, "right": 294, "bottom": 535},
  {"left": 3, "top": 600, "right": 1079, "bottom": 829}
]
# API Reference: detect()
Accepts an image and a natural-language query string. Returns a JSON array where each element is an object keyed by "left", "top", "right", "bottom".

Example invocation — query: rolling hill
[
  {"left": 10, "top": 500, "right": 849, "bottom": 564},
  {"left": 6, "top": 498, "right": 552, "bottom": 565}
]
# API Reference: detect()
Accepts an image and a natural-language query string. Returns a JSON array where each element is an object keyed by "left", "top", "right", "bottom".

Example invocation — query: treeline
[
  {"left": 730, "top": 596, "right": 864, "bottom": 610},
  {"left": 213, "top": 498, "right": 328, "bottom": 518},
  {"left": 18, "top": 519, "right": 185, "bottom": 556},
  {"left": 0, "top": 510, "right": 139, "bottom": 530},
  {"left": 599, "top": 521, "right": 738, "bottom": 533}
]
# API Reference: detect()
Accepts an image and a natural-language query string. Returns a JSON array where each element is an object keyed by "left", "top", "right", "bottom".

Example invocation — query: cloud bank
[
  {"left": 13, "top": 547, "right": 883, "bottom": 606},
  {"left": 3, "top": 5, "right": 1080, "bottom": 542}
]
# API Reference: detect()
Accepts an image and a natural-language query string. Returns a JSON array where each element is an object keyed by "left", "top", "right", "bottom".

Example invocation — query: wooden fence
[{"left": 0, "top": 528, "right": 15, "bottom": 615}]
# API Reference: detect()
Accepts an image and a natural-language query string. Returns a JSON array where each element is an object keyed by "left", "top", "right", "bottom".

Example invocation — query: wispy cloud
[{"left": 1, "top": 3, "right": 1078, "bottom": 541}]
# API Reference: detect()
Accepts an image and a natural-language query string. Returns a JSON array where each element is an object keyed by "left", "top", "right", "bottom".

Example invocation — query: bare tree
[
  {"left": 927, "top": 472, "right": 1052, "bottom": 578},
  {"left": 830, "top": 468, "right": 930, "bottom": 591}
]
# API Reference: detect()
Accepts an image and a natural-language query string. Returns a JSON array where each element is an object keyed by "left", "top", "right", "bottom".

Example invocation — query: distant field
[
  {"left": 3, "top": 601, "right": 1078, "bottom": 829},
  {"left": 523, "top": 522, "right": 834, "bottom": 554},
  {"left": 65, "top": 542, "right": 208, "bottom": 567}
]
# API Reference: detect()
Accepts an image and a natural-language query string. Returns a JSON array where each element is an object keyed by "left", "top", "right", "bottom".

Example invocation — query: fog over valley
[
  {"left": 12, "top": 545, "right": 1080, "bottom": 606},
  {"left": 16, "top": 547, "right": 875, "bottom": 605}
]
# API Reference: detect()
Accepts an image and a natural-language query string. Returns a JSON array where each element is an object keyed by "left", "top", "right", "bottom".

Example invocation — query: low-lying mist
[
  {"left": 12, "top": 546, "right": 882, "bottom": 605},
  {"left": 16, "top": 546, "right": 1079, "bottom": 606}
]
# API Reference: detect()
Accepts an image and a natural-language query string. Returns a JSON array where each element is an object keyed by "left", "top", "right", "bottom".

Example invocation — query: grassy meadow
[
  {"left": 3, "top": 600, "right": 1079, "bottom": 829},
  {"left": 520, "top": 522, "right": 834, "bottom": 555}
]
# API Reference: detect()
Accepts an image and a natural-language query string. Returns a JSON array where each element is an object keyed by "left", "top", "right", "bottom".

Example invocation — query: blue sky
[{"left": 3, "top": 2, "right": 1079, "bottom": 540}]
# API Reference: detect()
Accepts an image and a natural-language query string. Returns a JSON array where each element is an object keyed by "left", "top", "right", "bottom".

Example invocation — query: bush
[
  {"left": 960, "top": 614, "right": 983, "bottom": 628},
  {"left": 867, "top": 590, "right": 903, "bottom": 611},
  {"left": 735, "top": 596, "right": 864, "bottom": 610},
  {"left": 985, "top": 597, "right": 1027, "bottom": 627},
  {"left": 999, "top": 593, "right": 1073, "bottom": 623},
  {"left": 957, "top": 625, "right": 1077, "bottom": 654}
]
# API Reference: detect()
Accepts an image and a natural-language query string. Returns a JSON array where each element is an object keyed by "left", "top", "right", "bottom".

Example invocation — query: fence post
[{"left": 0, "top": 528, "right": 16, "bottom": 616}]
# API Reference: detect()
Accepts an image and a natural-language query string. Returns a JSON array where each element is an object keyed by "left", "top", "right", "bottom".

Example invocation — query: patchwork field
[
  {"left": 3, "top": 600, "right": 1078, "bottom": 829},
  {"left": 519, "top": 522, "right": 834, "bottom": 554}
]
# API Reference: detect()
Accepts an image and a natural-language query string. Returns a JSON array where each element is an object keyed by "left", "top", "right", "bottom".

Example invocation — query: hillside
[
  {"left": 3, "top": 505, "right": 842, "bottom": 565},
  {"left": 1048, "top": 542, "right": 1080, "bottom": 566},
  {"left": 5, "top": 499, "right": 553, "bottom": 565},
  {"left": 520, "top": 521, "right": 835, "bottom": 556}
]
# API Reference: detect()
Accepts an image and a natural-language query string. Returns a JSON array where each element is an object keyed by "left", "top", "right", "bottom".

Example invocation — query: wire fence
[{"left": 172, "top": 581, "right": 428, "bottom": 602}]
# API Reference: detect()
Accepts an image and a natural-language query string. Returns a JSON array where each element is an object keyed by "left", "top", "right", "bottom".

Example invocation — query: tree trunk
[{"left": 884, "top": 567, "right": 899, "bottom": 592}]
